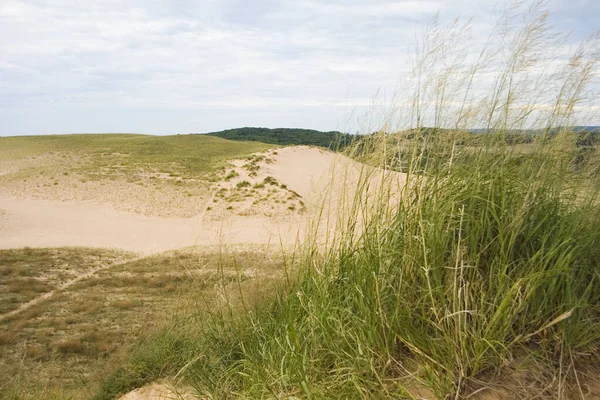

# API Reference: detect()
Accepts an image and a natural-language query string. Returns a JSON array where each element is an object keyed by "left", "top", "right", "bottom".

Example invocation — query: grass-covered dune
[
  {"left": 203, "top": 127, "right": 356, "bottom": 149},
  {"left": 80, "top": 132, "right": 600, "bottom": 399},
  {"left": 0, "top": 133, "right": 277, "bottom": 218},
  {"left": 197, "top": 134, "right": 599, "bottom": 398},
  {"left": 0, "top": 133, "right": 274, "bottom": 179}
]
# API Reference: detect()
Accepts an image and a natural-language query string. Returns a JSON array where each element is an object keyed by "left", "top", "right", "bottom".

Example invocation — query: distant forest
[
  {"left": 202, "top": 126, "right": 600, "bottom": 150},
  {"left": 203, "top": 127, "right": 356, "bottom": 149}
]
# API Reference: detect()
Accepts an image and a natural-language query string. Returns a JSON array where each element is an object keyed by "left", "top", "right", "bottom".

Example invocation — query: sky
[{"left": 1, "top": 0, "right": 598, "bottom": 136}]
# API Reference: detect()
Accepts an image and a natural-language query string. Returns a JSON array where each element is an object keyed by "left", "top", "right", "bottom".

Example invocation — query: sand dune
[
  {"left": 0, "top": 145, "right": 406, "bottom": 254},
  {"left": 265, "top": 146, "right": 339, "bottom": 199},
  {"left": 0, "top": 146, "right": 347, "bottom": 254}
]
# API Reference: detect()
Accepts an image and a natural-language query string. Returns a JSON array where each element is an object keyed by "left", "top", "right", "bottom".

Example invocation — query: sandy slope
[
  {"left": 0, "top": 146, "right": 380, "bottom": 254},
  {"left": 265, "top": 146, "right": 338, "bottom": 199}
]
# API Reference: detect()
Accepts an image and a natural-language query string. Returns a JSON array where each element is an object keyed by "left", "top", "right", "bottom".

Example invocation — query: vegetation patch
[
  {"left": 0, "top": 247, "right": 288, "bottom": 400},
  {"left": 235, "top": 180, "right": 251, "bottom": 189},
  {"left": 204, "top": 127, "right": 356, "bottom": 149},
  {"left": 0, "top": 248, "right": 134, "bottom": 314}
]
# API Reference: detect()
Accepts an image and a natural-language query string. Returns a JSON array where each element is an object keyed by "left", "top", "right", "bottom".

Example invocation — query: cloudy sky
[{"left": 1, "top": 0, "right": 598, "bottom": 136}]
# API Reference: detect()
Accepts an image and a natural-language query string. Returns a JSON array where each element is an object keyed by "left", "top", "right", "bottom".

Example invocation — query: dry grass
[
  {"left": 0, "top": 248, "right": 135, "bottom": 314},
  {"left": 0, "top": 245, "right": 289, "bottom": 400},
  {"left": 0, "top": 135, "right": 275, "bottom": 218}
]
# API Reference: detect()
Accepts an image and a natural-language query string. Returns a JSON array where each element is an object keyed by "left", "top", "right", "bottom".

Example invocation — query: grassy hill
[
  {"left": 203, "top": 127, "right": 356, "bottom": 149},
  {"left": 0, "top": 133, "right": 274, "bottom": 178},
  {"left": 0, "top": 134, "right": 278, "bottom": 218}
]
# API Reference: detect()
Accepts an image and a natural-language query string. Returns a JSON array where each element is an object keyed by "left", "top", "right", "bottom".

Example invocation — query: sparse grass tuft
[
  {"left": 224, "top": 170, "right": 239, "bottom": 181},
  {"left": 263, "top": 176, "right": 279, "bottom": 186},
  {"left": 235, "top": 180, "right": 251, "bottom": 189}
]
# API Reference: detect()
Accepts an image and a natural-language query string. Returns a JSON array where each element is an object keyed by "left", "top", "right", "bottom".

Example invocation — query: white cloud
[{"left": 0, "top": 0, "right": 598, "bottom": 135}]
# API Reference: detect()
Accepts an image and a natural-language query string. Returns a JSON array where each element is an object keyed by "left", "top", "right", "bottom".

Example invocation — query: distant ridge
[
  {"left": 466, "top": 126, "right": 600, "bottom": 146},
  {"left": 201, "top": 126, "right": 600, "bottom": 150},
  {"left": 202, "top": 127, "right": 355, "bottom": 149},
  {"left": 468, "top": 126, "right": 600, "bottom": 134}
]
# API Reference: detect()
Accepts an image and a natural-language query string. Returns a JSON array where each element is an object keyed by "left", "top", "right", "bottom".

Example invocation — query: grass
[
  {"left": 0, "top": 134, "right": 274, "bottom": 179},
  {"left": 235, "top": 180, "right": 251, "bottom": 188},
  {"left": 171, "top": 150, "right": 600, "bottom": 397},
  {"left": 0, "top": 248, "right": 134, "bottom": 314},
  {"left": 224, "top": 170, "right": 239, "bottom": 181},
  {"left": 0, "top": 134, "right": 276, "bottom": 191},
  {"left": 263, "top": 176, "right": 279, "bottom": 186},
  {"left": 0, "top": 246, "right": 288, "bottom": 400}
]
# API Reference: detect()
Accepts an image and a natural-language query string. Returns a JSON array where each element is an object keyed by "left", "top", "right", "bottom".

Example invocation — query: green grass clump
[
  {"left": 224, "top": 170, "right": 239, "bottom": 181},
  {"left": 235, "top": 180, "right": 251, "bottom": 189},
  {"left": 182, "top": 131, "right": 600, "bottom": 398},
  {"left": 263, "top": 176, "right": 279, "bottom": 186}
]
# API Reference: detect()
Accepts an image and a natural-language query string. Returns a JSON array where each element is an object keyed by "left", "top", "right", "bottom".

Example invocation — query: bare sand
[
  {"left": 0, "top": 196, "right": 301, "bottom": 254},
  {"left": 118, "top": 380, "right": 195, "bottom": 400}
]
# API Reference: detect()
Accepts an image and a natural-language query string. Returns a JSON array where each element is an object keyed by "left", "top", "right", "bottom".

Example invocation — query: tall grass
[
  {"left": 94, "top": 2, "right": 600, "bottom": 398},
  {"left": 184, "top": 134, "right": 599, "bottom": 398}
]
